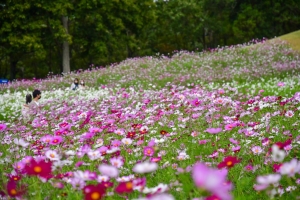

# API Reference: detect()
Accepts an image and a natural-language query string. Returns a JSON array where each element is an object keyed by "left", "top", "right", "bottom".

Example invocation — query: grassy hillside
[
  {"left": 274, "top": 30, "right": 300, "bottom": 52},
  {"left": 0, "top": 34, "right": 300, "bottom": 200}
]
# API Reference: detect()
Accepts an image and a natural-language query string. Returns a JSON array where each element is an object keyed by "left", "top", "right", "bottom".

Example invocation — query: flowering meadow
[{"left": 0, "top": 40, "right": 300, "bottom": 200}]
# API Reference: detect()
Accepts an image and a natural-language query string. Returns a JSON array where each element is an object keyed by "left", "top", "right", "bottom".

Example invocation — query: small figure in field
[
  {"left": 28, "top": 89, "right": 42, "bottom": 115},
  {"left": 71, "top": 78, "right": 80, "bottom": 90},
  {"left": 22, "top": 94, "right": 32, "bottom": 120},
  {"left": 79, "top": 80, "right": 88, "bottom": 90}
]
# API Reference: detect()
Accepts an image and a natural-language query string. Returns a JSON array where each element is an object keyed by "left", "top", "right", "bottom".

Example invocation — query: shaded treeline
[{"left": 0, "top": 0, "right": 299, "bottom": 80}]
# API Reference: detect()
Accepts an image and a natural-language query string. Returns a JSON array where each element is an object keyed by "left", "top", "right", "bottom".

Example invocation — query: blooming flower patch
[{"left": 0, "top": 40, "right": 300, "bottom": 199}]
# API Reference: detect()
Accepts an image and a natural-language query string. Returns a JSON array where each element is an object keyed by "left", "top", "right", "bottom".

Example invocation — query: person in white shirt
[
  {"left": 71, "top": 78, "right": 80, "bottom": 90},
  {"left": 22, "top": 94, "right": 32, "bottom": 120},
  {"left": 28, "top": 89, "right": 42, "bottom": 115}
]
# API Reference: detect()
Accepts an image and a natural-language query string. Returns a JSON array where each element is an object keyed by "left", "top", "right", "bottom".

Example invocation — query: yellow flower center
[
  {"left": 226, "top": 161, "right": 232, "bottom": 166},
  {"left": 91, "top": 192, "right": 101, "bottom": 200},
  {"left": 34, "top": 166, "right": 42, "bottom": 173},
  {"left": 10, "top": 189, "right": 17, "bottom": 195},
  {"left": 126, "top": 182, "right": 133, "bottom": 189},
  {"left": 50, "top": 153, "right": 55, "bottom": 158}
]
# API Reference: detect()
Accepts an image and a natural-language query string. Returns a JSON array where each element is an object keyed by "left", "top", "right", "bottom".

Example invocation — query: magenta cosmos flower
[
  {"left": 0, "top": 123, "right": 7, "bottom": 132},
  {"left": 217, "top": 156, "right": 241, "bottom": 169},
  {"left": 206, "top": 128, "right": 222, "bottom": 134},
  {"left": 50, "top": 136, "right": 64, "bottom": 145}
]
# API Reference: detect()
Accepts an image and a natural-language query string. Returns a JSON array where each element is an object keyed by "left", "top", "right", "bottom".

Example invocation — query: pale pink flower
[
  {"left": 45, "top": 150, "right": 61, "bottom": 161},
  {"left": 251, "top": 146, "right": 263, "bottom": 155},
  {"left": 280, "top": 159, "right": 300, "bottom": 177},
  {"left": 96, "top": 175, "right": 110, "bottom": 182},
  {"left": 133, "top": 162, "right": 158, "bottom": 174},
  {"left": 254, "top": 174, "right": 281, "bottom": 191},
  {"left": 110, "top": 156, "right": 124, "bottom": 168},
  {"left": 285, "top": 110, "right": 294, "bottom": 118},
  {"left": 98, "top": 164, "right": 119, "bottom": 178},
  {"left": 192, "top": 163, "right": 232, "bottom": 200},
  {"left": 121, "top": 138, "right": 133, "bottom": 145}
]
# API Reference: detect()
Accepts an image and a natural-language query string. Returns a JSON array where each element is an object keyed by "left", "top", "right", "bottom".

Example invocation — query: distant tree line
[{"left": 0, "top": 0, "right": 299, "bottom": 80}]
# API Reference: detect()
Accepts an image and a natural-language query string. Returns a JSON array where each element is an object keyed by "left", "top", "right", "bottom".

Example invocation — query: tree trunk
[
  {"left": 202, "top": 27, "right": 206, "bottom": 50},
  {"left": 62, "top": 16, "right": 70, "bottom": 73}
]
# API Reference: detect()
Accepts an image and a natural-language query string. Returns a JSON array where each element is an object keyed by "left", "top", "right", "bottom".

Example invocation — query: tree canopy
[{"left": 0, "top": 0, "right": 299, "bottom": 80}]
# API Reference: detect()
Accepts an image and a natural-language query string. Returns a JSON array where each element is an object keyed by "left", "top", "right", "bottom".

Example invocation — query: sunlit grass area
[{"left": 275, "top": 30, "right": 300, "bottom": 52}]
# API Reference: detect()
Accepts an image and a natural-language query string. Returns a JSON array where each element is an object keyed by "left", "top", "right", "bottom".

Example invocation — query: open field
[{"left": 0, "top": 38, "right": 300, "bottom": 200}]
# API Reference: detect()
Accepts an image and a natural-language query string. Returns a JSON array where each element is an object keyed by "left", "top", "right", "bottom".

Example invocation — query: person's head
[
  {"left": 26, "top": 94, "right": 32, "bottom": 104},
  {"left": 33, "top": 89, "right": 41, "bottom": 100},
  {"left": 80, "top": 80, "right": 85, "bottom": 86},
  {"left": 74, "top": 78, "right": 79, "bottom": 84}
]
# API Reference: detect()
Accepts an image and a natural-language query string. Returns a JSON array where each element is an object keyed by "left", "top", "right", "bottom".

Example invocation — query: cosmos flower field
[{"left": 0, "top": 40, "right": 300, "bottom": 200}]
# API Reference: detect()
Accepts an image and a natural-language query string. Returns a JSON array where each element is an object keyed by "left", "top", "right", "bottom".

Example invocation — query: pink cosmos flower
[
  {"left": 279, "top": 159, "right": 300, "bottom": 177},
  {"left": 98, "top": 146, "right": 108, "bottom": 155},
  {"left": 285, "top": 110, "right": 294, "bottom": 118},
  {"left": 0, "top": 123, "right": 7, "bottom": 132},
  {"left": 254, "top": 174, "right": 281, "bottom": 191},
  {"left": 244, "top": 164, "right": 253, "bottom": 172},
  {"left": 50, "top": 136, "right": 63, "bottom": 145},
  {"left": 224, "top": 124, "right": 236, "bottom": 131},
  {"left": 111, "top": 140, "right": 121, "bottom": 147},
  {"left": 229, "top": 138, "right": 239, "bottom": 144},
  {"left": 192, "top": 163, "right": 232, "bottom": 200},
  {"left": 251, "top": 146, "right": 263, "bottom": 155},
  {"left": 70, "top": 177, "right": 85, "bottom": 190},
  {"left": 110, "top": 157, "right": 124, "bottom": 168},
  {"left": 40, "top": 135, "right": 53, "bottom": 144},
  {"left": 148, "top": 139, "right": 156, "bottom": 147},
  {"left": 199, "top": 140, "right": 208, "bottom": 144},
  {"left": 262, "top": 138, "right": 270, "bottom": 146},
  {"left": 206, "top": 128, "right": 222, "bottom": 134},
  {"left": 277, "top": 82, "right": 285, "bottom": 87},
  {"left": 231, "top": 146, "right": 241, "bottom": 153},
  {"left": 98, "top": 164, "right": 119, "bottom": 178},
  {"left": 115, "top": 129, "right": 125, "bottom": 136},
  {"left": 89, "top": 127, "right": 102, "bottom": 133},
  {"left": 190, "top": 98, "right": 202, "bottom": 106},
  {"left": 87, "top": 150, "right": 102, "bottom": 161},
  {"left": 133, "top": 162, "right": 158, "bottom": 174},
  {"left": 144, "top": 146, "right": 155, "bottom": 157}
]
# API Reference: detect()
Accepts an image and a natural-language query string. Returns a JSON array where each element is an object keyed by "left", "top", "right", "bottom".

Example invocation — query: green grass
[{"left": 275, "top": 30, "right": 300, "bottom": 52}]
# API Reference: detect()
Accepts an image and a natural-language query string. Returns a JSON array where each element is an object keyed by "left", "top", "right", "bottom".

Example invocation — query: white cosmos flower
[
  {"left": 97, "top": 175, "right": 110, "bottom": 183},
  {"left": 45, "top": 150, "right": 61, "bottom": 161},
  {"left": 134, "top": 193, "right": 174, "bottom": 200},
  {"left": 121, "top": 138, "right": 133, "bottom": 145},
  {"left": 13, "top": 138, "right": 29, "bottom": 148},
  {"left": 64, "top": 150, "right": 76, "bottom": 156},
  {"left": 257, "top": 174, "right": 281, "bottom": 185},
  {"left": 132, "top": 162, "right": 158, "bottom": 174},
  {"left": 87, "top": 150, "right": 102, "bottom": 161},
  {"left": 142, "top": 183, "right": 169, "bottom": 194},
  {"left": 98, "top": 164, "right": 119, "bottom": 178},
  {"left": 280, "top": 159, "right": 300, "bottom": 177},
  {"left": 271, "top": 145, "right": 286, "bottom": 162}
]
